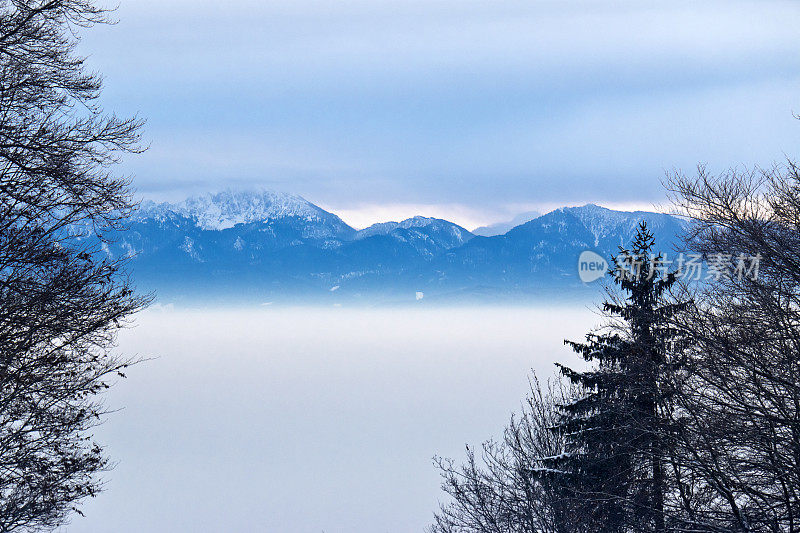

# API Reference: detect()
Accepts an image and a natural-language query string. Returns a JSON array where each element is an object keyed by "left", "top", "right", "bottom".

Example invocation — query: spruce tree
[{"left": 546, "top": 223, "right": 684, "bottom": 533}]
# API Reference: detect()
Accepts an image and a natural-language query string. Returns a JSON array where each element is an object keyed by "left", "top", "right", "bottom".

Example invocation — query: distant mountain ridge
[
  {"left": 108, "top": 190, "right": 687, "bottom": 304},
  {"left": 472, "top": 210, "right": 541, "bottom": 237}
]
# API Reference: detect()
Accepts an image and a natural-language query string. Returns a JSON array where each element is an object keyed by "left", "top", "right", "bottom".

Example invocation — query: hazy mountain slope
[{"left": 471, "top": 210, "right": 542, "bottom": 237}]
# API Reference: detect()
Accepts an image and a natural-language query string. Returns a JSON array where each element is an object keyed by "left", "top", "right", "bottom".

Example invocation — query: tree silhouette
[
  {"left": 0, "top": 1, "right": 147, "bottom": 530},
  {"left": 547, "top": 223, "right": 685, "bottom": 533}
]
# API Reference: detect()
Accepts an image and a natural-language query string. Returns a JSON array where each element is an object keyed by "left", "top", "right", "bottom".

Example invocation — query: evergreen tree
[{"left": 546, "top": 223, "right": 685, "bottom": 533}]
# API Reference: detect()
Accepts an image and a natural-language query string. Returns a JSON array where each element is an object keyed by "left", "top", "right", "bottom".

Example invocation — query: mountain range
[{"left": 105, "top": 190, "right": 687, "bottom": 304}]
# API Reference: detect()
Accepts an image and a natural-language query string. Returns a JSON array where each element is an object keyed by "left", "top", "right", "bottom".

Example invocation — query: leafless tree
[
  {"left": 430, "top": 376, "right": 581, "bottom": 533},
  {"left": 665, "top": 163, "right": 800, "bottom": 532},
  {"left": 0, "top": 1, "right": 147, "bottom": 530}
]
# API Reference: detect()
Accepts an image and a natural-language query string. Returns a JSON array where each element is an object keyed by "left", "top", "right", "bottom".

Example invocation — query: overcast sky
[{"left": 82, "top": 0, "right": 800, "bottom": 228}]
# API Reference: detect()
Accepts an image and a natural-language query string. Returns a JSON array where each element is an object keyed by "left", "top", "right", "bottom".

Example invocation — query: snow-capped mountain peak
[
  {"left": 553, "top": 204, "right": 684, "bottom": 248},
  {"left": 139, "top": 189, "right": 348, "bottom": 231},
  {"left": 357, "top": 216, "right": 470, "bottom": 239}
]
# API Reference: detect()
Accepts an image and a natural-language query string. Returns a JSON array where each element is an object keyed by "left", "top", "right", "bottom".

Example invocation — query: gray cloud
[{"left": 81, "top": 0, "right": 800, "bottom": 220}]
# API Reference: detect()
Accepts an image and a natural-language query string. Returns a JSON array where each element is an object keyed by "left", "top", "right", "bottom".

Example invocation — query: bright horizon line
[
  {"left": 139, "top": 188, "right": 667, "bottom": 231},
  {"left": 326, "top": 201, "right": 670, "bottom": 231}
]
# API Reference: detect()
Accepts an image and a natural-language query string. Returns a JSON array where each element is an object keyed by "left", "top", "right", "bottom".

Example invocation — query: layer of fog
[{"left": 62, "top": 306, "right": 598, "bottom": 532}]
